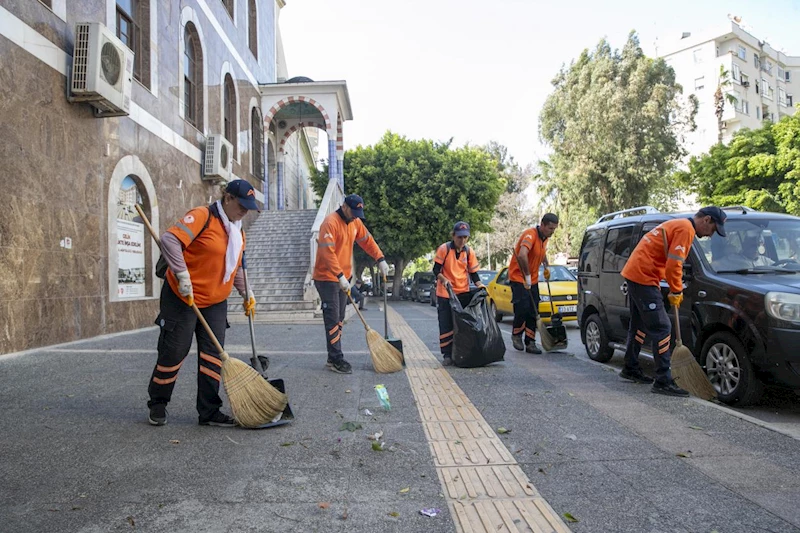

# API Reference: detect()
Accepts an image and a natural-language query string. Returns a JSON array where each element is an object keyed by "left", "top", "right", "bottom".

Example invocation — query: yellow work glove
[
  {"left": 243, "top": 291, "right": 256, "bottom": 318},
  {"left": 543, "top": 268, "right": 551, "bottom": 281},
  {"left": 667, "top": 292, "right": 683, "bottom": 308}
]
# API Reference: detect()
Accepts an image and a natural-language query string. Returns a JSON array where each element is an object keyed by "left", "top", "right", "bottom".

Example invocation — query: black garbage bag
[{"left": 448, "top": 286, "right": 506, "bottom": 368}]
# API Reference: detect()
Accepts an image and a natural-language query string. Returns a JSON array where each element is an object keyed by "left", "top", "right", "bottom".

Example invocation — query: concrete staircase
[{"left": 228, "top": 209, "right": 319, "bottom": 322}]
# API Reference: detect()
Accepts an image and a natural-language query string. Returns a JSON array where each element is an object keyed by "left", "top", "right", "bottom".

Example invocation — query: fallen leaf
[
  {"left": 388, "top": 511, "right": 400, "bottom": 517},
  {"left": 568, "top": 392, "right": 575, "bottom": 397},
  {"left": 280, "top": 442, "right": 295, "bottom": 447},
  {"left": 339, "top": 421, "right": 363, "bottom": 432},
  {"left": 318, "top": 502, "right": 330, "bottom": 510},
  {"left": 676, "top": 452, "right": 691, "bottom": 458},
  {"left": 345, "top": 389, "right": 352, "bottom": 394},
  {"left": 372, "top": 441, "right": 384, "bottom": 451},
  {"left": 71, "top": 506, "right": 82, "bottom": 511},
  {"left": 563, "top": 512, "right": 579, "bottom": 523},
  {"left": 538, "top": 468, "right": 547, "bottom": 475},
  {"left": 169, "top": 440, "right": 180, "bottom": 445},
  {"left": 455, "top": 440, "right": 462, "bottom": 445},
  {"left": 67, "top": 394, "right": 75, "bottom": 398},
  {"left": 497, "top": 427, "right": 511, "bottom": 434},
  {"left": 689, "top": 426, "right": 703, "bottom": 431},
  {"left": 126, "top": 516, "right": 135, "bottom": 527},
  {"left": 565, "top": 434, "right": 577, "bottom": 441},
  {"left": 399, "top": 487, "right": 410, "bottom": 494}
]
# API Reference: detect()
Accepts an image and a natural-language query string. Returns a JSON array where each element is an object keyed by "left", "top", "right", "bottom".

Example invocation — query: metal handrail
[
  {"left": 596, "top": 205, "right": 660, "bottom": 223},
  {"left": 304, "top": 179, "right": 344, "bottom": 301}
]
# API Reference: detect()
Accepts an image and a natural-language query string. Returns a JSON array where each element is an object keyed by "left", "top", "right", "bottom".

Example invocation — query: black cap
[
  {"left": 453, "top": 221, "right": 471, "bottom": 237},
  {"left": 344, "top": 194, "right": 365, "bottom": 219},
  {"left": 698, "top": 206, "right": 727, "bottom": 237},
  {"left": 225, "top": 180, "right": 259, "bottom": 211}
]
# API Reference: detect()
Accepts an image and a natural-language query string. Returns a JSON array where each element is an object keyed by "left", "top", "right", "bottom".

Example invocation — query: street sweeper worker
[
  {"left": 507, "top": 213, "right": 559, "bottom": 354},
  {"left": 146, "top": 179, "right": 260, "bottom": 427},
  {"left": 433, "top": 221, "right": 484, "bottom": 366},
  {"left": 313, "top": 194, "right": 389, "bottom": 374},
  {"left": 619, "top": 206, "right": 726, "bottom": 396}
]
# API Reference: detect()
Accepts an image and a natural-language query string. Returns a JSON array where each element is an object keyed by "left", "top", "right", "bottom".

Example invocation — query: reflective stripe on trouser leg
[
  {"left": 629, "top": 281, "right": 673, "bottom": 384},
  {"left": 194, "top": 298, "right": 228, "bottom": 420},
  {"left": 148, "top": 283, "right": 195, "bottom": 408},
  {"left": 315, "top": 281, "right": 345, "bottom": 362},
  {"left": 437, "top": 296, "right": 455, "bottom": 357},
  {"left": 510, "top": 282, "right": 537, "bottom": 345}
]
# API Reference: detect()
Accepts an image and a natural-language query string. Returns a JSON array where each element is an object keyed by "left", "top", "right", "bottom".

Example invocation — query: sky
[{"left": 280, "top": 0, "right": 800, "bottom": 168}]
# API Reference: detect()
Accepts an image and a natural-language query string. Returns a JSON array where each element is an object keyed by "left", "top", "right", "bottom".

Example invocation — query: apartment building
[{"left": 658, "top": 19, "right": 799, "bottom": 157}]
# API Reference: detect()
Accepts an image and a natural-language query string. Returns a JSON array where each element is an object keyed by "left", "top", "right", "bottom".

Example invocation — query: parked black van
[{"left": 577, "top": 206, "right": 800, "bottom": 405}]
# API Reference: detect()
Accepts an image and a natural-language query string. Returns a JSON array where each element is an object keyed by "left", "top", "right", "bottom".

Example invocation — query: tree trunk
[{"left": 391, "top": 259, "right": 407, "bottom": 300}]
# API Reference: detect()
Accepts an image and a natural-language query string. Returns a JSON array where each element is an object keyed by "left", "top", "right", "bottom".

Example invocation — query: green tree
[
  {"left": 539, "top": 32, "right": 697, "bottom": 216},
  {"left": 677, "top": 110, "right": 800, "bottom": 214},
  {"left": 312, "top": 132, "right": 504, "bottom": 298},
  {"left": 714, "top": 66, "right": 738, "bottom": 144}
]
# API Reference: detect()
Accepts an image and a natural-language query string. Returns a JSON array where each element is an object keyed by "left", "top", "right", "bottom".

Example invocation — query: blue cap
[
  {"left": 226, "top": 180, "right": 259, "bottom": 211},
  {"left": 698, "top": 206, "right": 727, "bottom": 237},
  {"left": 344, "top": 194, "right": 365, "bottom": 219},
  {"left": 453, "top": 221, "right": 471, "bottom": 237}
]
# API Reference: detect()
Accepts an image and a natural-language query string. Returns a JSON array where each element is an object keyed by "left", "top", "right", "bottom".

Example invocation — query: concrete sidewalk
[{"left": 1, "top": 301, "right": 800, "bottom": 532}]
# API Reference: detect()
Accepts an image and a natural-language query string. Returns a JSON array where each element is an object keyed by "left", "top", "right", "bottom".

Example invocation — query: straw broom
[
  {"left": 347, "top": 291, "right": 403, "bottom": 373},
  {"left": 530, "top": 289, "right": 557, "bottom": 352},
  {"left": 135, "top": 205, "right": 288, "bottom": 427},
  {"left": 670, "top": 306, "right": 717, "bottom": 400}
]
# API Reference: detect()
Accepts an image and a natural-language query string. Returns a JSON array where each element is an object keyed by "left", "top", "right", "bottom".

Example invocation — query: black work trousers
[
  {"left": 510, "top": 282, "right": 540, "bottom": 345},
  {"left": 437, "top": 291, "right": 473, "bottom": 358},
  {"left": 315, "top": 280, "right": 347, "bottom": 362},
  {"left": 623, "top": 280, "right": 674, "bottom": 385},
  {"left": 147, "top": 282, "right": 228, "bottom": 421}
]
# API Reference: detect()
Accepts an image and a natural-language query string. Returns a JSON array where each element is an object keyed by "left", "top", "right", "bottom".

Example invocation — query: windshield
[
  {"left": 416, "top": 274, "right": 434, "bottom": 284},
  {"left": 538, "top": 265, "right": 576, "bottom": 281},
  {"left": 478, "top": 271, "right": 496, "bottom": 284},
  {"left": 696, "top": 218, "right": 800, "bottom": 274}
]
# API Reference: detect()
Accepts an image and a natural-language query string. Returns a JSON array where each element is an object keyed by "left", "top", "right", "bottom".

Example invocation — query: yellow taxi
[{"left": 486, "top": 265, "right": 578, "bottom": 324}]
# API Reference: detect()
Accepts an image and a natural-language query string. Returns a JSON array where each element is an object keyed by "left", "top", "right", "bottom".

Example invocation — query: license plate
[{"left": 558, "top": 305, "right": 576, "bottom": 313}]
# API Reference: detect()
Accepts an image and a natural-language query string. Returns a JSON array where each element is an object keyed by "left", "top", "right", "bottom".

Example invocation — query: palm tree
[{"left": 714, "top": 65, "right": 738, "bottom": 144}]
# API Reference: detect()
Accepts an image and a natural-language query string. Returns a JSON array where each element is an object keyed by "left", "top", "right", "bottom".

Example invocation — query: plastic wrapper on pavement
[{"left": 448, "top": 286, "right": 506, "bottom": 368}]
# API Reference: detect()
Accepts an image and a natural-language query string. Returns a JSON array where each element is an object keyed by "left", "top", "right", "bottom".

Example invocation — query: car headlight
[
  {"left": 765, "top": 292, "right": 800, "bottom": 323},
  {"left": 540, "top": 295, "right": 550, "bottom": 302}
]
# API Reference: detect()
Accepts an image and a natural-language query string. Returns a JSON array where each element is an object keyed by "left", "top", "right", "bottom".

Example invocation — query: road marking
[{"left": 387, "top": 306, "right": 570, "bottom": 533}]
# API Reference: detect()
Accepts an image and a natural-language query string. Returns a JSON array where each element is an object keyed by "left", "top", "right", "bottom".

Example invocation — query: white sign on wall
[{"left": 117, "top": 219, "right": 145, "bottom": 299}]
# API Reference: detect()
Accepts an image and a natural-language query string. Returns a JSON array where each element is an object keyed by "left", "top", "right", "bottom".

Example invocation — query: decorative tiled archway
[{"left": 264, "top": 96, "right": 332, "bottom": 132}]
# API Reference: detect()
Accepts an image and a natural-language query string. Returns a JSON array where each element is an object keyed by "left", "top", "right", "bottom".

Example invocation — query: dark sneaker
[
  {"left": 652, "top": 380, "right": 690, "bottom": 397},
  {"left": 512, "top": 335, "right": 524, "bottom": 351},
  {"left": 329, "top": 359, "right": 353, "bottom": 374},
  {"left": 525, "top": 343, "right": 542, "bottom": 354},
  {"left": 620, "top": 368, "right": 655, "bottom": 384},
  {"left": 148, "top": 404, "right": 167, "bottom": 426},
  {"left": 360, "top": 306, "right": 368, "bottom": 311},
  {"left": 199, "top": 411, "right": 237, "bottom": 427},
  {"left": 442, "top": 357, "right": 454, "bottom": 367},
  {"left": 326, "top": 359, "right": 334, "bottom": 368}
]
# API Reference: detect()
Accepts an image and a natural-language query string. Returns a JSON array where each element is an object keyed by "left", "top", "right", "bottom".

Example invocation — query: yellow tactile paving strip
[{"left": 386, "top": 306, "right": 571, "bottom": 533}]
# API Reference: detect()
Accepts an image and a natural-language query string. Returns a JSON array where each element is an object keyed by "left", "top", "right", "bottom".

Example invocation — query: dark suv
[{"left": 577, "top": 206, "right": 800, "bottom": 405}]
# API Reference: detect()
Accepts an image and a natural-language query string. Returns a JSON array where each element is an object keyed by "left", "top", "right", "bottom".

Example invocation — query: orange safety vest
[
  {"left": 313, "top": 210, "right": 384, "bottom": 282},
  {"left": 434, "top": 242, "right": 479, "bottom": 298},
  {"left": 508, "top": 227, "right": 548, "bottom": 284},
  {"left": 165, "top": 206, "right": 245, "bottom": 308},
  {"left": 621, "top": 218, "right": 695, "bottom": 293}
]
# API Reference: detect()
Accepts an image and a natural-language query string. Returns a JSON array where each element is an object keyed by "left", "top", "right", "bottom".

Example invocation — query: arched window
[
  {"left": 248, "top": 0, "right": 257, "bottom": 58},
  {"left": 183, "top": 23, "right": 203, "bottom": 130},
  {"left": 223, "top": 74, "right": 236, "bottom": 158},
  {"left": 251, "top": 107, "right": 263, "bottom": 179}
]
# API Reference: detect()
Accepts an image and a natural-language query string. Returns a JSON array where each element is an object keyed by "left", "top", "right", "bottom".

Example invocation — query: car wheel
[
  {"left": 583, "top": 314, "right": 613, "bottom": 363},
  {"left": 702, "top": 332, "right": 764, "bottom": 406},
  {"left": 489, "top": 300, "right": 502, "bottom": 322}
]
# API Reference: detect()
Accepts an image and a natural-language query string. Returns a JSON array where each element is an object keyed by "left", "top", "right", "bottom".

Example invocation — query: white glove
[
  {"left": 175, "top": 271, "right": 193, "bottom": 298},
  {"left": 524, "top": 274, "right": 532, "bottom": 288},
  {"left": 338, "top": 275, "right": 351, "bottom": 293},
  {"left": 378, "top": 260, "right": 390, "bottom": 278}
]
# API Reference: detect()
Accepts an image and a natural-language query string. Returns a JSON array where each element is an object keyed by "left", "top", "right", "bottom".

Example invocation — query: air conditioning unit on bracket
[
  {"left": 69, "top": 22, "right": 133, "bottom": 117},
  {"left": 203, "top": 134, "right": 234, "bottom": 181}
]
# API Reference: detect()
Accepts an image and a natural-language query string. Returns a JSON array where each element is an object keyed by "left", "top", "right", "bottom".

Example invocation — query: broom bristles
[
  {"left": 366, "top": 329, "right": 404, "bottom": 373},
  {"left": 221, "top": 357, "right": 288, "bottom": 428},
  {"left": 671, "top": 343, "right": 717, "bottom": 400}
]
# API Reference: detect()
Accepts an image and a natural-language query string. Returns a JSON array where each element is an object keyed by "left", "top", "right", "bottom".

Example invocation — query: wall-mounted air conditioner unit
[
  {"left": 69, "top": 22, "right": 133, "bottom": 117},
  {"left": 203, "top": 134, "right": 234, "bottom": 181}
]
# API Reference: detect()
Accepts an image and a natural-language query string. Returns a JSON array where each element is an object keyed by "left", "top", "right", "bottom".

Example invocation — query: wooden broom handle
[
  {"left": 347, "top": 290, "right": 369, "bottom": 330},
  {"left": 134, "top": 205, "right": 228, "bottom": 359},
  {"left": 672, "top": 305, "right": 682, "bottom": 345}
]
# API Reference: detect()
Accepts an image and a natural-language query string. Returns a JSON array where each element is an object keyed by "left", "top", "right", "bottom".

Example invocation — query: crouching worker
[
  {"left": 146, "top": 180, "right": 259, "bottom": 427},
  {"left": 434, "top": 222, "right": 484, "bottom": 366}
]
